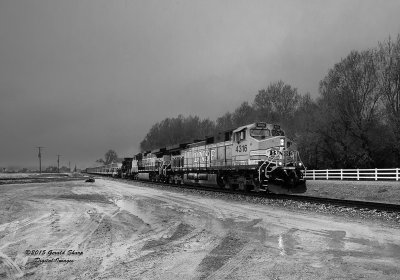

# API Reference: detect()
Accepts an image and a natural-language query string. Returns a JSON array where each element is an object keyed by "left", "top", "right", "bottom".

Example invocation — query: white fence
[{"left": 304, "top": 168, "right": 400, "bottom": 181}]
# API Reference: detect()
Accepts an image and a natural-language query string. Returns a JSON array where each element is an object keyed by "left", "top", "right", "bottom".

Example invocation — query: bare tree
[
  {"left": 318, "top": 50, "right": 381, "bottom": 167},
  {"left": 104, "top": 150, "right": 118, "bottom": 165},
  {"left": 232, "top": 102, "right": 256, "bottom": 127},
  {"left": 254, "top": 80, "right": 300, "bottom": 123},
  {"left": 215, "top": 112, "right": 234, "bottom": 132},
  {"left": 377, "top": 35, "right": 400, "bottom": 164}
]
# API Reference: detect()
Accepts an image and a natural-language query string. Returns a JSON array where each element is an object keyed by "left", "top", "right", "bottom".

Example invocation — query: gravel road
[{"left": 1, "top": 178, "right": 400, "bottom": 279}]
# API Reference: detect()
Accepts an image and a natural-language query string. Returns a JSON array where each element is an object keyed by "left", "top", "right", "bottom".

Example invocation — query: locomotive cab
[{"left": 232, "top": 126, "right": 250, "bottom": 165}]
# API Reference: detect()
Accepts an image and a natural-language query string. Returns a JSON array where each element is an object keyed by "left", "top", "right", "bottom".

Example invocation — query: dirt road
[{"left": 1, "top": 178, "right": 400, "bottom": 279}]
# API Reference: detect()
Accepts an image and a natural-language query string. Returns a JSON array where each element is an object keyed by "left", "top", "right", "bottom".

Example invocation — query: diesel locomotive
[{"left": 87, "top": 122, "right": 306, "bottom": 194}]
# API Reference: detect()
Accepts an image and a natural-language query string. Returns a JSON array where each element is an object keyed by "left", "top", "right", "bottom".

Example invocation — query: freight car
[
  {"left": 86, "top": 162, "right": 122, "bottom": 177},
  {"left": 124, "top": 122, "right": 306, "bottom": 194}
]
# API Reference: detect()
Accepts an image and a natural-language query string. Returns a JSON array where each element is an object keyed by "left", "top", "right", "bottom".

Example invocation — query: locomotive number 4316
[{"left": 235, "top": 145, "right": 248, "bottom": 153}]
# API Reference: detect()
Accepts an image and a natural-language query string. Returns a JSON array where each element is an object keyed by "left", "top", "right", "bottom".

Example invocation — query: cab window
[
  {"left": 235, "top": 130, "right": 246, "bottom": 142},
  {"left": 250, "top": 128, "right": 270, "bottom": 140}
]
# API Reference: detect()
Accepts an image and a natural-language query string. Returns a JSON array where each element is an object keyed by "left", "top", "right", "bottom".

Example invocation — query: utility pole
[
  {"left": 36, "top": 147, "right": 44, "bottom": 173},
  {"left": 57, "top": 155, "right": 61, "bottom": 173}
]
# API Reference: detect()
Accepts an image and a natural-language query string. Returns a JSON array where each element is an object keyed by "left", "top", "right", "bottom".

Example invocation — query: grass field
[{"left": 303, "top": 180, "right": 400, "bottom": 204}]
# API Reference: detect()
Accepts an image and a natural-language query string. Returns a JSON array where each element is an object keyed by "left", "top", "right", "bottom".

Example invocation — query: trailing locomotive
[{"left": 110, "top": 122, "right": 306, "bottom": 194}]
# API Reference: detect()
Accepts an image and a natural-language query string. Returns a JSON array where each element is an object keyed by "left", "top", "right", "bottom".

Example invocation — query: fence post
[
  {"left": 340, "top": 169, "right": 343, "bottom": 180},
  {"left": 375, "top": 168, "right": 378, "bottom": 181},
  {"left": 326, "top": 169, "right": 328, "bottom": 180},
  {"left": 357, "top": 169, "right": 359, "bottom": 180},
  {"left": 313, "top": 170, "right": 315, "bottom": 180}
]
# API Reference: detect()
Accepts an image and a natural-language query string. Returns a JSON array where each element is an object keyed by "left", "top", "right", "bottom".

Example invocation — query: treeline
[
  {"left": 140, "top": 116, "right": 216, "bottom": 151},
  {"left": 140, "top": 35, "right": 400, "bottom": 169}
]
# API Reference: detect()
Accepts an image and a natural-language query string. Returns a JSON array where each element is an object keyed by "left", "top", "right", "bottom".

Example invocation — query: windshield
[{"left": 250, "top": 128, "right": 270, "bottom": 140}]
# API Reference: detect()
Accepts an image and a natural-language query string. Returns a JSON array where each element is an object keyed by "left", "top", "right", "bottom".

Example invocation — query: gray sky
[{"left": 1, "top": 0, "right": 399, "bottom": 169}]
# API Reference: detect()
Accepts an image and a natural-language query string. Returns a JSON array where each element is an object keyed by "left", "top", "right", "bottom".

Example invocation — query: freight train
[{"left": 86, "top": 122, "right": 306, "bottom": 194}]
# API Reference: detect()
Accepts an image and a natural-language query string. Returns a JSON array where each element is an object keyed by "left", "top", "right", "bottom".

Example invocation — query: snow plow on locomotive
[{"left": 122, "top": 122, "right": 306, "bottom": 194}]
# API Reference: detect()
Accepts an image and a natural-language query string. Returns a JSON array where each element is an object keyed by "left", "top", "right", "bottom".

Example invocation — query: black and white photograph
[{"left": 1, "top": 0, "right": 400, "bottom": 279}]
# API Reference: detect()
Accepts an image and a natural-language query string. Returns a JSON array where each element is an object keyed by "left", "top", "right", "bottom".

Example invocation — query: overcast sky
[{"left": 1, "top": 0, "right": 399, "bottom": 169}]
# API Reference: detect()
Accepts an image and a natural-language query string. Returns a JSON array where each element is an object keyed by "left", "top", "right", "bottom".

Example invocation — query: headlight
[
  {"left": 278, "top": 161, "right": 283, "bottom": 166},
  {"left": 280, "top": 139, "right": 285, "bottom": 146}
]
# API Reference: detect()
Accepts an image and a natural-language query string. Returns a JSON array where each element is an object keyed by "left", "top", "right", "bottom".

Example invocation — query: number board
[{"left": 235, "top": 144, "right": 248, "bottom": 153}]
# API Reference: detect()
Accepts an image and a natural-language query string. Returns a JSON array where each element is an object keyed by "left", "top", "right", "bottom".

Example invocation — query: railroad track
[
  {"left": 0, "top": 176, "right": 84, "bottom": 185},
  {"left": 100, "top": 176, "right": 400, "bottom": 213}
]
